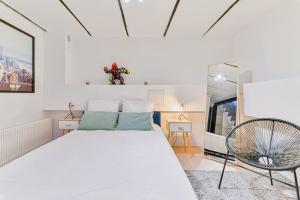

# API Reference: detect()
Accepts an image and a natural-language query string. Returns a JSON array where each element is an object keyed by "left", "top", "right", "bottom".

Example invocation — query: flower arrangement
[{"left": 65, "top": 101, "right": 75, "bottom": 119}]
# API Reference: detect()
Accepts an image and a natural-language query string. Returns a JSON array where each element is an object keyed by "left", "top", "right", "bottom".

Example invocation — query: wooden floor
[
  {"left": 173, "top": 146, "right": 202, "bottom": 154},
  {"left": 173, "top": 146, "right": 237, "bottom": 172}
]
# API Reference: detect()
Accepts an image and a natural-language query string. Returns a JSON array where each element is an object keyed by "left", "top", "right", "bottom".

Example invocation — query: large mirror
[{"left": 205, "top": 63, "right": 239, "bottom": 157}]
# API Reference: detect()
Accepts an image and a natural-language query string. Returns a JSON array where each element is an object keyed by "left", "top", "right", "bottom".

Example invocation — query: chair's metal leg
[
  {"left": 294, "top": 169, "right": 300, "bottom": 200},
  {"left": 269, "top": 170, "right": 273, "bottom": 185},
  {"left": 218, "top": 150, "right": 229, "bottom": 189},
  {"left": 266, "top": 157, "right": 273, "bottom": 185}
]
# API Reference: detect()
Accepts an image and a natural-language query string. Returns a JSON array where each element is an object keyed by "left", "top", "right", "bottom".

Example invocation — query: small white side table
[
  {"left": 166, "top": 119, "right": 192, "bottom": 152},
  {"left": 58, "top": 118, "right": 80, "bottom": 136}
]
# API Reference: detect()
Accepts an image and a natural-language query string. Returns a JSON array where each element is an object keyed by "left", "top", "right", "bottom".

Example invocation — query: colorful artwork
[
  {"left": 104, "top": 62, "right": 130, "bottom": 85},
  {"left": 0, "top": 19, "right": 34, "bottom": 93}
]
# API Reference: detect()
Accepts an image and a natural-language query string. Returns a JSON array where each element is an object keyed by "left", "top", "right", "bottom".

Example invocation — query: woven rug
[{"left": 185, "top": 170, "right": 297, "bottom": 200}]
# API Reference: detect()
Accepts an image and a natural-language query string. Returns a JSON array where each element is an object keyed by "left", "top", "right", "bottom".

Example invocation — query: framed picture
[{"left": 0, "top": 19, "right": 35, "bottom": 93}]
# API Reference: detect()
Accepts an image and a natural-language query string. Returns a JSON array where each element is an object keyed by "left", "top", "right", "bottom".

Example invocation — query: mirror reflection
[{"left": 205, "top": 63, "right": 239, "bottom": 156}]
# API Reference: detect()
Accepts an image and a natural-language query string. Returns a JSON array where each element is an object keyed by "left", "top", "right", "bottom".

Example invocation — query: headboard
[{"left": 153, "top": 111, "right": 161, "bottom": 127}]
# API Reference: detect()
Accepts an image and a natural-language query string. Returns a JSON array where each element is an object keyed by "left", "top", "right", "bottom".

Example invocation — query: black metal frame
[
  {"left": 117, "top": 0, "right": 129, "bottom": 37},
  {"left": 218, "top": 118, "right": 300, "bottom": 200},
  {"left": 0, "top": 18, "right": 35, "bottom": 93},
  {"left": 204, "top": 148, "right": 235, "bottom": 161},
  {"left": 202, "top": 0, "right": 240, "bottom": 37},
  {"left": 59, "top": 0, "right": 92, "bottom": 37},
  {"left": 163, "top": 0, "right": 180, "bottom": 37},
  {"left": 219, "top": 151, "right": 300, "bottom": 200},
  {"left": 0, "top": 0, "right": 47, "bottom": 32}
]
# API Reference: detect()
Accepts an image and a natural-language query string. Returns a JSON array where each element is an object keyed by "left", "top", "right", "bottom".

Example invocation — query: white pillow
[
  {"left": 87, "top": 99, "right": 120, "bottom": 112},
  {"left": 122, "top": 99, "right": 153, "bottom": 112}
]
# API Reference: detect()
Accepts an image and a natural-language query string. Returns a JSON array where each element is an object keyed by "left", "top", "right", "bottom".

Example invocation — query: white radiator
[{"left": 0, "top": 118, "right": 53, "bottom": 167}]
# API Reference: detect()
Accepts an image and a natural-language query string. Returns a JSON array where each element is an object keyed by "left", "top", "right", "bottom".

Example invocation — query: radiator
[{"left": 0, "top": 118, "right": 53, "bottom": 167}]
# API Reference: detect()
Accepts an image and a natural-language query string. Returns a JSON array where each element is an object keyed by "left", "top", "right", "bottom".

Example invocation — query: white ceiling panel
[
  {"left": 64, "top": 0, "right": 126, "bottom": 38},
  {"left": 3, "top": 0, "right": 86, "bottom": 34},
  {"left": 121, "top": 0, "right": 176, "bottom": 37},
  {"left": 209, "top": 63, "right": 239, "bottom": 82},
  {"left": 1, "top": 0, "right": 285, "bottom": 39},
  {"left": 167, "top": 0, "right": 235, "bottom": 38},
  {"left": 208, "top": 63, "right": 239, "bottom": 101},
  {"left": 204, "top": 0, "right": 283, "bottom": 39},
  {"left": 208, "top": 76, "right": 237, "bottom": 101}
]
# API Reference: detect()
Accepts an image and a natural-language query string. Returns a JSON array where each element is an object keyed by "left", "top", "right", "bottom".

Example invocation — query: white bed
[{"left": 0, "top": 125, "right": 197, "bottom": 200}]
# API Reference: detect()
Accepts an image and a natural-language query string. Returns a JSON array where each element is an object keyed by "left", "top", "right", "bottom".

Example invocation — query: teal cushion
[
  {"left": 78, "top": 112, "right": 118, "bottom": 130},
  {"left": 117, "top": 112, "right": 153, "bottom": 131}
]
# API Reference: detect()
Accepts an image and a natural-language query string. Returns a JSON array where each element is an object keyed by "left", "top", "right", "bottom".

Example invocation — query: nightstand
[
  {"left": 59, "top": 118, "right": 81, "bottom": 136},
  {"left": 166, "top": 119, "right": 192, "bottom": 152}
]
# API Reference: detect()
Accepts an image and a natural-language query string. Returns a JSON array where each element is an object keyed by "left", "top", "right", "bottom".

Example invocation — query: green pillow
[
  {"left": 117, "top": 112, "right": 153, "bottom": 131},
  {"left": 78, "top": 111, "right": 118, "bottom": 130}
]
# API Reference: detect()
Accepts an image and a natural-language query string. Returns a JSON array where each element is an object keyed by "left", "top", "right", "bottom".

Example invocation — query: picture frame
[{"left": 0, "top": 19, "right": 35, "bottom": 93}]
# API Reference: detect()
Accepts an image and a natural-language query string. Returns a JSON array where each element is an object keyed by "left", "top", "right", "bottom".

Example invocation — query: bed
[{"left": 0, "top": 124, "right": 197, "bottom": 200}]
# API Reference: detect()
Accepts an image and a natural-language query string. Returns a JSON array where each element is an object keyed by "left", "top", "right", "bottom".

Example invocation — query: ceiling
[
  {"left": 207, "top": 63, "right": 239, "bottom": 103},
  {"left": 1, "top": 0, "right": 284, "bottom": 38}
]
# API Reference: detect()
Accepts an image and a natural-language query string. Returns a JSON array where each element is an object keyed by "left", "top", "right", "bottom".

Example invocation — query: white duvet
[{"left": 0, "top": 125, "right": 197, "bottom": 200}]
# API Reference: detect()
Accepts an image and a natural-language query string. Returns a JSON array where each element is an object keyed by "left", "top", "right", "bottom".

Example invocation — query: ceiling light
[
  {"left": 124, "top": 0, "right": 131, "bottom": 3},
  {"left": 214, "top": 74, "right": 226, "bottom": 82},
  {"left": 138, "top": 0, "right": 143, "bottom": 2}
]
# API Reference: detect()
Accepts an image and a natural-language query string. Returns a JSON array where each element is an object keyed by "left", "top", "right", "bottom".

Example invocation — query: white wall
[
  {"left": 43, "top": 32, "right": 233, "bottom": 146},
  {"left": 228, "top": 1, "right": 300, "bottom": 125},
  {"left": 227, "top": 2, "right": 300, "bottom": 180},
  {"left": 69, "top": 36, "right": 221, "bottom": 85},
  {"left": 231, "top": 1, "right": 300, "bottom": 82},
  {"left": 221, "top": 1, "right": 300, "bottom": 180},
  {"left": 244, "top": 77, "right": 300, "bottom": 126},
  {"left": 0, "top": 4, "right": 45, "bottom": 129},
  {"left": 43, "top": 33, "right": 233, "bottom": 111}
]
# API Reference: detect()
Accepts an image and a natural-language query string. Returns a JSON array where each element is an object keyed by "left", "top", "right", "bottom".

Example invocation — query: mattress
[{"left": 0, "top": 125, "right": 197, "bottom": 200}]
